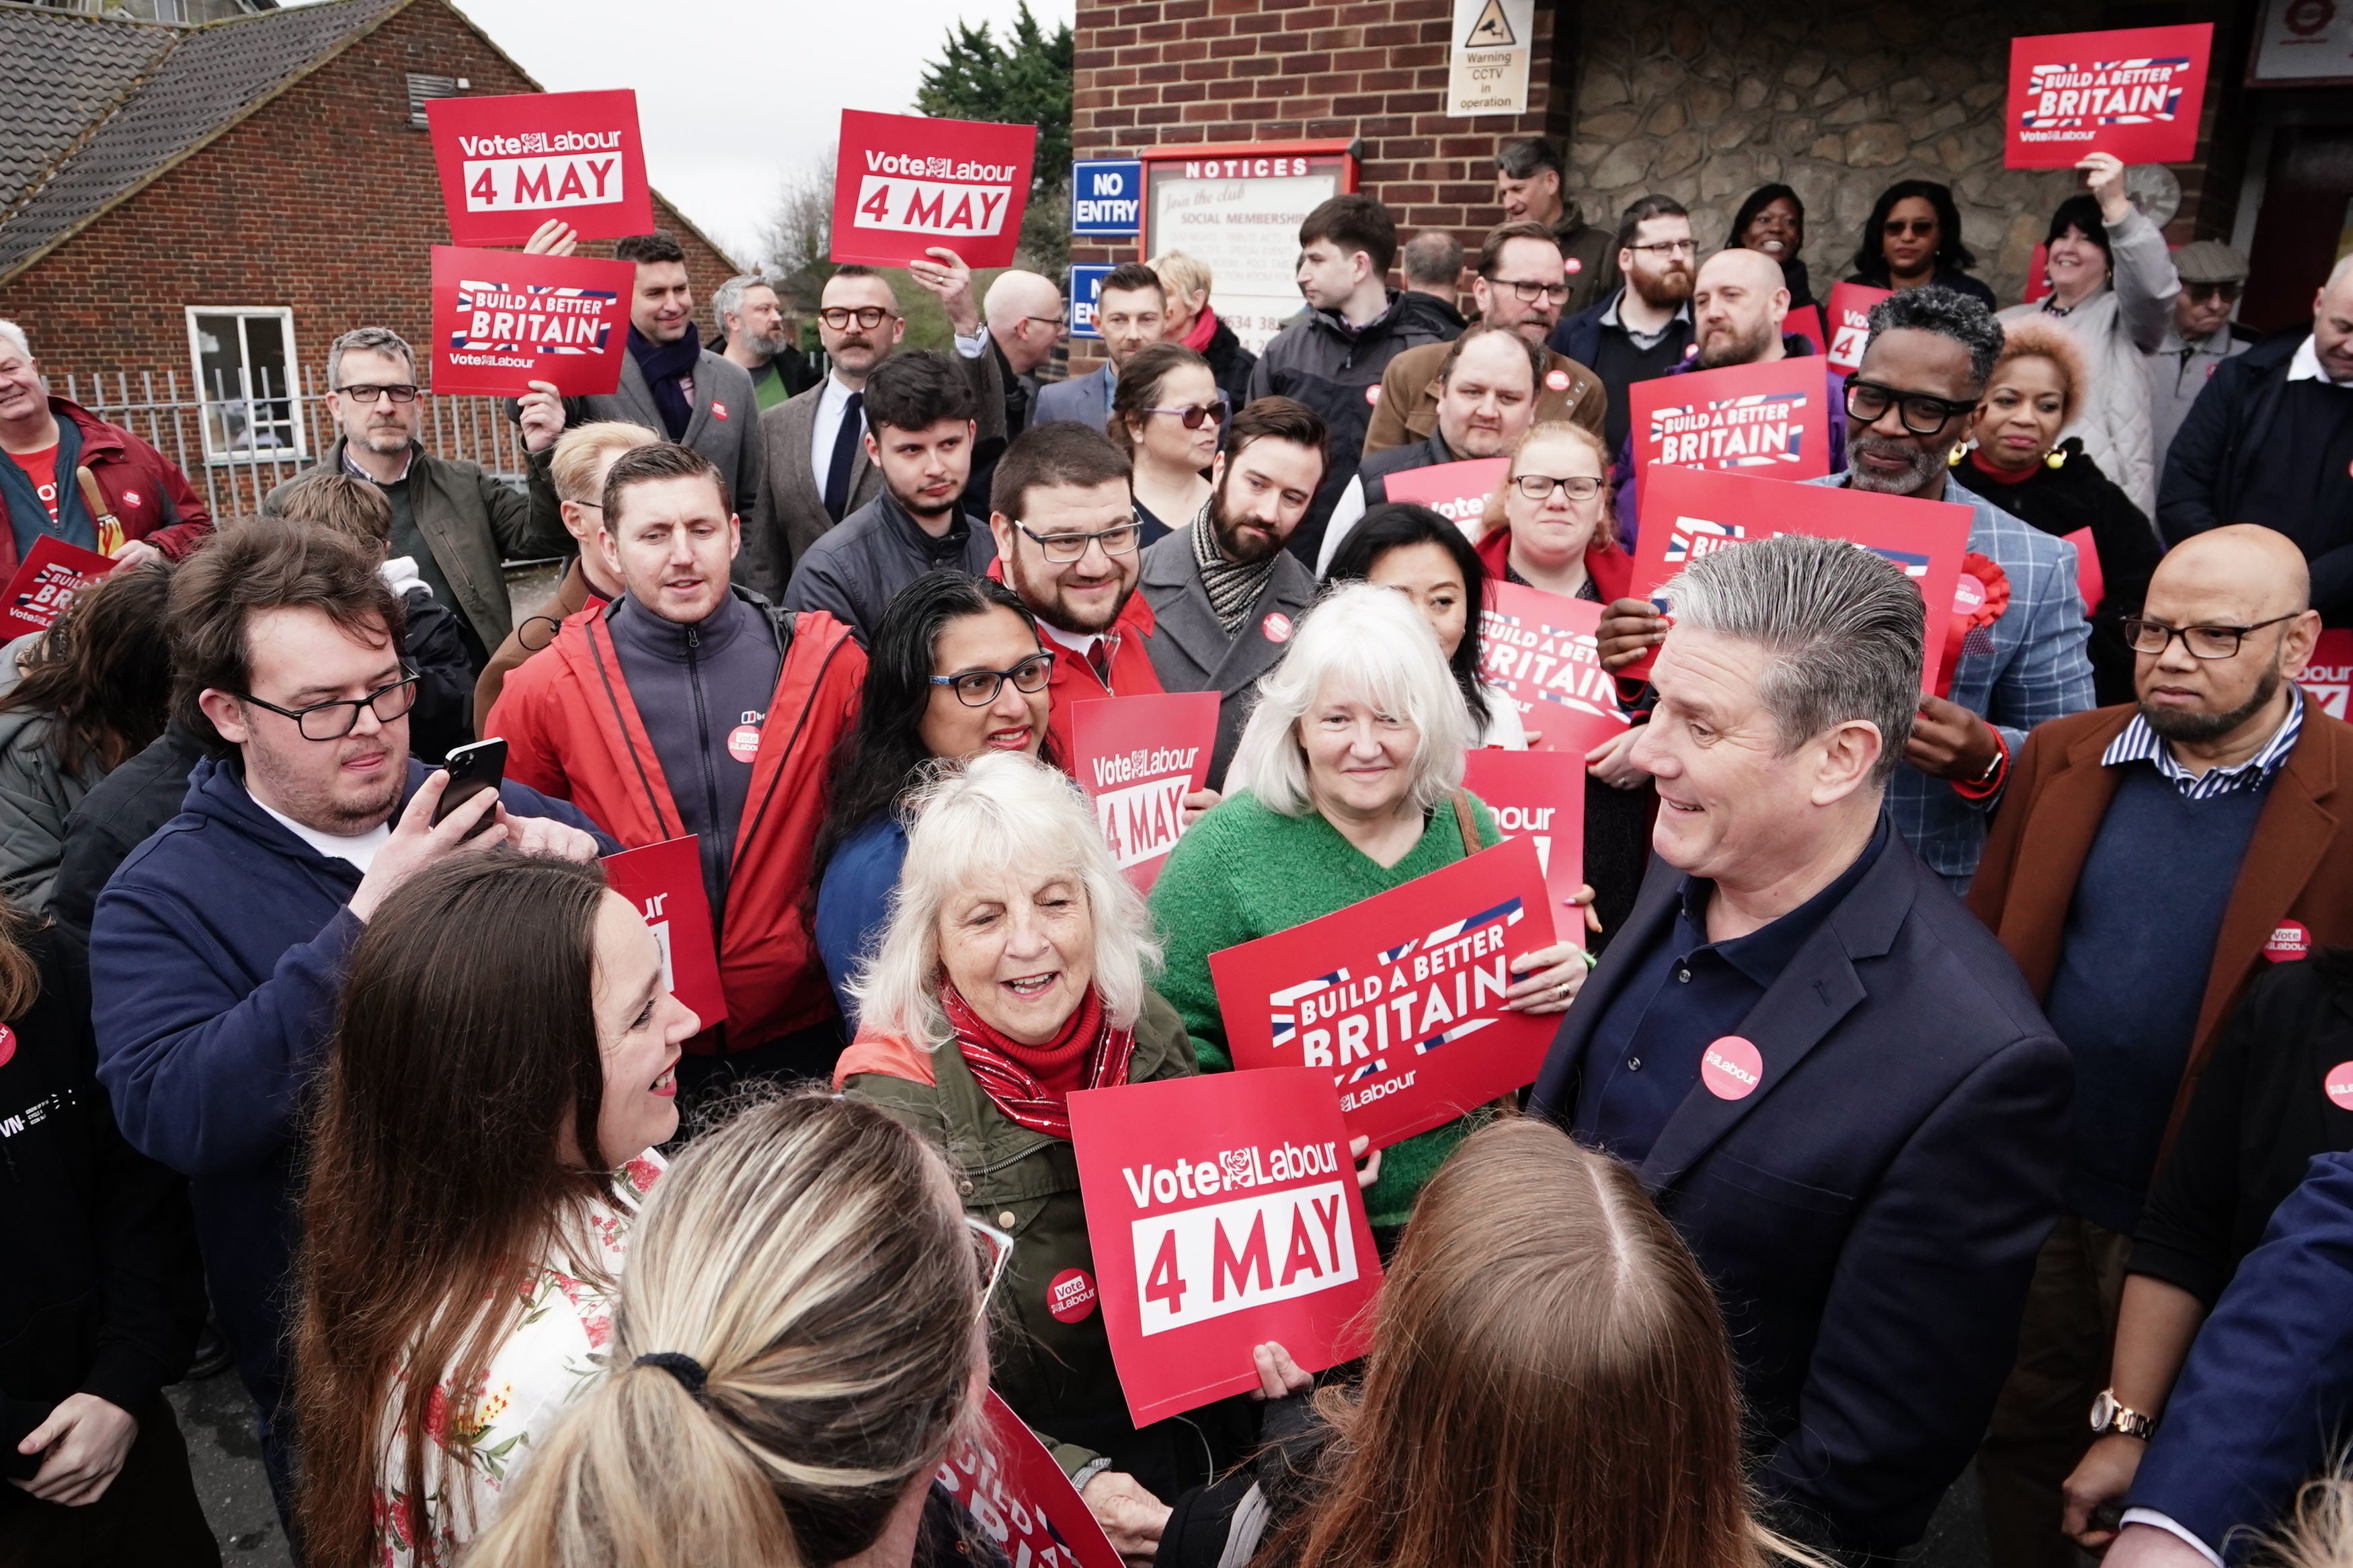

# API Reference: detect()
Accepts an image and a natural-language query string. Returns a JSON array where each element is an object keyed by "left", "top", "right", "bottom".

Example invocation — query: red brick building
[{"left": 0, "top": 0, "right": 737, "bottom": 508}]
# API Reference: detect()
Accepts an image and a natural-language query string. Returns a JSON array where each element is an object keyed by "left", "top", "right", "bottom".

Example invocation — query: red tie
[{"left": 1086, "top": 640, "right": 1113, "bottom": 689}]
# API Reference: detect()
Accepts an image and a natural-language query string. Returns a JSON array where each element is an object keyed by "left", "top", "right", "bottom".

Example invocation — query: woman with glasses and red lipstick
[
  {"left": 1846, "top": 180, "right": 1997, "bottom": 309},
  {"left": 1110, "top": 341, "right": 1224, "bottom": 546}
]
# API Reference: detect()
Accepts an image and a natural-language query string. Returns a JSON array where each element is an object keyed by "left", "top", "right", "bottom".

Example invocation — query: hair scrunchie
[{"left": 635, "top": 1352, "right": 709, "bottom": 1400}]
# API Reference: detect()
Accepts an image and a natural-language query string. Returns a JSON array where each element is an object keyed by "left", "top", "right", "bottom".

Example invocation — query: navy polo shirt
[{"left": 1575, "top": 817, "right": 1890, "bottom": 1163}]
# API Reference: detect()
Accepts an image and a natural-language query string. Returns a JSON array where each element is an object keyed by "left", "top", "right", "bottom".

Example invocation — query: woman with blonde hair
[{"left": 461, "top": 1091, "right": 990, "bottom": 1568}]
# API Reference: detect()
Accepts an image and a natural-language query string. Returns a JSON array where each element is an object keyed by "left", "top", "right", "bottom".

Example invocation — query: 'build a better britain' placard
[
  {"left": 429, "top": 247, "right": 634, "bottom": 398},
  {"left": 832, "top": 110, "right": 1037, "bottom": 270},
  {"left": 2005, "top": 25, "right": 2212, "bottom": 169},
  {"left": 426, "top": 90, "right": 653, "bottom": 245}
]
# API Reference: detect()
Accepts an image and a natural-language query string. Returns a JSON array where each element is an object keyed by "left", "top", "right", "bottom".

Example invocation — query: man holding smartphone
[{"left": 89, "top": 520, "right": 612, "bottom": 1530}]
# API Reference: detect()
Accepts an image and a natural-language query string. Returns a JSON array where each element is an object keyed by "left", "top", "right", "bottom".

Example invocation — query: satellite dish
[{"left": 2124, "top": 165, "right": 2182, "bottom": 231}]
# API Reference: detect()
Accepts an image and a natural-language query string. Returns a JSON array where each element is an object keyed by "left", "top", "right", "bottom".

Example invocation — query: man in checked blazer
[{"left": 758, "top": 255, "right": 1005, "bottom": 595}]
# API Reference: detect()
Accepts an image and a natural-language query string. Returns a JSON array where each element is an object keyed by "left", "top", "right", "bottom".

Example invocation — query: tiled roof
[
  {"left": 0, "top": 7, "right": 180, "bottom": 217},
  {"left": 0, "top": 0, "right": 409, "bottom": 282}
]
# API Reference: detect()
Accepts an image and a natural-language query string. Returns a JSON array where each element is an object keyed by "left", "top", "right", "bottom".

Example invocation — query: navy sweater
[
  {"left": 89, "top": 755, "right": 610, "bottom": 1419},
  {"left": 2042, "top": 762, "right": 2268, "bottom": 1232}
]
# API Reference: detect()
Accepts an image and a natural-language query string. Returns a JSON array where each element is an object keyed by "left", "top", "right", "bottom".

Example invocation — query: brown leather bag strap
[{"left": 1451, "top": 788, "right": 1481, "bottom": 858}]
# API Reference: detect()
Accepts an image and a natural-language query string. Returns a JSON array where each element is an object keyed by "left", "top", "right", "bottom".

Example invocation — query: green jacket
[
  {"left": 264, "top": 440, "right": 570, "bottom": 654},
  {"left": 843, "top": 988, "right": 1197, "bottom": 1478}
]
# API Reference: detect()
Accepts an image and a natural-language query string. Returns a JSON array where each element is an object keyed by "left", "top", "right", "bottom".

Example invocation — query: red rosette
[{"left": 1937, "top": 552, "right": 2010, "bottom": 700}]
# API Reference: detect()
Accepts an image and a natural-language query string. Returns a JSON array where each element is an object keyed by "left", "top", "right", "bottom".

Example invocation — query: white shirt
[
  {"left": 250, "top": 787, "right": 391, "bottom": 872},
  {"left": 2115, "top": 1512, "right": 2221, "bottom": 1567},
  {"left": 2287, "top": 333, "right": 2353, "bottom": 386},
  {"left": 1040, "top": 616, "right": 1111, "bottom": 663},
  {"left": 807, "top": 325, "right": 992, "bottom": 477}
]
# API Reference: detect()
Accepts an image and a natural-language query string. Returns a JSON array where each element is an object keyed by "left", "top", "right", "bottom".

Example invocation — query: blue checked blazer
[{"left": 1805, "top": 472, "right": 2097, "bottom": 889}]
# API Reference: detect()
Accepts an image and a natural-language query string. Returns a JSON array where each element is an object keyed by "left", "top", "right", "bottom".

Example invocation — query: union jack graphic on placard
[
  {"left": 2020, "top": 56, "right": 2191, "bottom": 128},
  {"left": 1267, "top": 968, "right": 1351, "bottom": 1052},
  {"left": 448, "top": 281, "right": 619, "bottom": 356},
  {"left": 1864, "top": 545, "right": 1933, "bottom": 579},
  {"left": 1647, "top": 392, "right": 1810, "bottom": 468},
  {"left": 1665, "top": 515, "right": 1747, "bottom": 564}
]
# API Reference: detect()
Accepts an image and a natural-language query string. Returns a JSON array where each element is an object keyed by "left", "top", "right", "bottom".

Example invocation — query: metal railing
[{"left": 58, "top": 366, "right": 532, "bottom": 522}]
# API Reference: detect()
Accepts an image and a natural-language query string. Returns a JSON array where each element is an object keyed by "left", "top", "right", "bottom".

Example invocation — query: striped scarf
[
  {"left": 1191, "top": 499, "right": 1279, "bottom": 636},
  {"left": 942, "top": 983, "right": 1135, "bottom": 1141}
]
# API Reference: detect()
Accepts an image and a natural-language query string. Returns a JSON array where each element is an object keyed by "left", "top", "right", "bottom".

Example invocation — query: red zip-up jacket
[
  {"left": 486, "top": 597, "right": 867, "bottom": 1049},
  {"left": 0, "top": 399, "right": 213, "bottom": 573},
  {"left": 985, "top": 558, "right": 1164, "bottom": 764}
]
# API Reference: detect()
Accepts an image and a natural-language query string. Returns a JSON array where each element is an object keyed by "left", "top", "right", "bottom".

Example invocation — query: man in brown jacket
[
  {"left": 1361, "top": 222, "right": 1605, "bottom": 457},
  {"left": 1967, "top": 523, "right": 2353, "bottom": 1567}
]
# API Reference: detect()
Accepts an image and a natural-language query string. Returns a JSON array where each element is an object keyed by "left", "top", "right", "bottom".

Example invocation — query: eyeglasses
[
  {"left": 2122, "top": 614, "right": 2299, "bottom": 660},
  {"left": 1883, "top": 218, "right": 1938, "bottom": 238},
  {"left": 1488, "top": 277, "right": 1571, "bottom": 305},
  {"left": 1014, "top": 519, "right": 1144, "bottom": 563},
  {"left": 237, "top": 670, "right": 419, "bottom": 741},
  {"left": 818, "top": 306, "right": 895, "bottom": 331},
  {"left": 1512, "top": 472, "right": 1605, "bottom": 501},
  {"left": 2184, "top": 282, "right": 2242, "bottom": 304},
  {"left": 1843, "top": 376, "right": 1979, "bottom": 437},
  {"left": 1144, "top": 399, "right": 1228, "bottom": 429},
  {"left": 1023, "top": 315, "right": 1068, "bottom": 331},
  {"left": 929, "top": 651, "right": 1054, "bottom": 706},
  {"left": 1627, "top": 239, "right": 1697, "bottom": 258},
  {"left": 336, "top": 383, "right": 419, "bottom": 404},
  {"left": 966, "top": 1214, "right": 1014, "bottom": 1323}
]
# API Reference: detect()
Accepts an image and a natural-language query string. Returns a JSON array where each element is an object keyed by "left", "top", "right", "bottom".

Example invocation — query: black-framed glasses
[
  {"left": 2184, "top": 282, "right": 2242, "bottom": 304},
  {"left": 1015, "top": 519, "right": 1144, "bottom": 563},
  {"left": 1144, "top": 399, "right": 1228, "bottom": 429},
  {"left": 818, "top": 306, "right": 895, "bottom": 330},
  {"left": 238, "top": 670, "right": 419, "bottom": 740},
  {"left": 2122, "top": 614, "right": 2299, "bottom": 660},
  {"left": 966, "top": 1214, "right": 1014, "bottom": 1323},
  {"left": 928, "top": 651, "right": 1053, "bottom": 706},
  {"left": 336, "top": 383, "right": 419, "bottom": 404},
  {"left": 1883, "top": 218, "right": 1938, "bottom": 238},
  {"left": 1488, "top": 277, "right": 1570, "bottom": 305},
  {"left": 1627, "top": 239, "right": 1696, "bottom": 257},
  {"left": 1844, "top": 376, "right": 1979, "bottom": 437},
  {"left": 1512, "top": 472, "right": 1605, "bottom": 502}
]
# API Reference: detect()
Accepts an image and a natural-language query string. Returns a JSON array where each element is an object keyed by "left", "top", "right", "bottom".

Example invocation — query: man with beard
[
  {"left": 1363, "top": 221, "right": 1606, "bottom": 457},
  {"left": 786, "top": 351, "right": 994, "bottom": 647},
  {"left": 1607, "top": 247, "right": 1846, "bottom": 546},
  {"left": 1495, "top": 137, "right": 1620, "bottom": 315},
  {"left": 1603, "top": 287, "right": 2096, "bottom": 890},
  {"left": 1964, "top": 525, "right": 2353, "bottom": 1567},
  {"left": 1555, "top": 195, "right": 1698, "bottom": 459},
  {"left": 1318, "top": 324, "right": 1542, "bottom": 572},
  {"left": 715, "top": 275, "right": 818, "bottom": 412},
  {"left": 91, "top": 520, "right": 608, "bottom": 1526},
  {"left": 1139, "top": 398, "right": 1326, "bottom": 787},
  {"left": 1035, "top": 263, "right": 1168, "bottom": 435}
]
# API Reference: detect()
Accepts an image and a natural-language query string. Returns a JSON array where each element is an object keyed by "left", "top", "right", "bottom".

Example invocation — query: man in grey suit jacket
[
  {"left": 1033, "top": 262, "right": 1169, "bottom": 436},
  {"left": 1140, "top": 397, "right": 1326, "bottom": 788},
  {"left": 758, "top": 257, "right": 1006, "bottom": 595}
]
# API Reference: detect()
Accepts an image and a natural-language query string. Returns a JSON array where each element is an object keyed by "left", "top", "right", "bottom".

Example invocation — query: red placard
[
  {"left": 1381, "top": 457, "right": 1508, "bottom": 532},
  {"left": 832, "top": 110, "right": 1038, "bottom": 270},
  {"left": 1068, "top": 1067, "right": 1381, "bottom": 1426},
  {"left": 1211, "top": 837, "right": 1554, "bottom": 1149},
  {"left": 429, "top": 247, "right": 635, "bottom": 398},
  {"left": 1630, "top": 356, "right": 1832, "bottom": 485},
  {"left": 1627, "top": 466, "right": 1972, "bottom": 693},
  {"left": 425, "top": 90, "right": 653, "bottom": 245},
  {"left": 2006, "top": 26, "right": 2214, "bottom": 169},
  {"left": 2300, "top": 628, "right": 2353, "bottom": 720},
  {"left": 1477, "top": 581, "right": 1632, "bottom": 756},
  {"left": 2062, "top": 525, "right": 2104, "bottom": 615},
  {"left": 1068, "top": 692, "right": 1219, "bottom": 892},
  {"left": 600, "top": 835, "right": 727, "bottom": 1029},
  {"left": 933, "top": 1392, "right": 1123, "bottom": 1568},
  {"left": 1786, "top": 304, "right": 1827, "bottom": 358},
  {"left": 0, "top": 536, "right": 116, "bottom": 641},
  {"left": 1825, "top": 282, "right": 1890, "bottom": 378},
  {"left": 1462, "top": 751, "right": 1586, "bottom": 949}
]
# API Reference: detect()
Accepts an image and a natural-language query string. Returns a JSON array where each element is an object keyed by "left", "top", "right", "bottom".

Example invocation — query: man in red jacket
[
  {"left": 0, "top": 320, "right": 212, "bottom": 572},
  {"left": 487, "top": 441, "right": 867, "bottom": 1089}
]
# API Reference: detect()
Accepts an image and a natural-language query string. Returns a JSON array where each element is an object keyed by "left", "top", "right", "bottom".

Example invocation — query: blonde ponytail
[{"left": 464, "top": 1091, "right": 984, "bottom": 1568}]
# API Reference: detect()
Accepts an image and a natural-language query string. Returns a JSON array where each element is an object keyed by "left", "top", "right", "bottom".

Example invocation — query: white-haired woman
[
  {"left": 833, "top": 750, "right": 1240, "bottom": 1565},
  {"left": 1150, "top": 583, "right": 1591, "bottom": 1239}
]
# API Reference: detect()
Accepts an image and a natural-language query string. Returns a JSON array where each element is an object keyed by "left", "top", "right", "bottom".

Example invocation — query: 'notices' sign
[
  {"left": 832, "top": 110, "right": 1038, "bottom": 270},
  {"left": 1447, "top": 0, "right": 1535, "bottom": 116},
  {"left": 426, "top": 90, "right": 653, "bottom": 245}
]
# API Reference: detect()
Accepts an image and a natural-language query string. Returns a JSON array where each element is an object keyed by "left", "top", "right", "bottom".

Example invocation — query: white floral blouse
[{"left": 372, "top": 1151, "right": 665, "bottom": 1567}]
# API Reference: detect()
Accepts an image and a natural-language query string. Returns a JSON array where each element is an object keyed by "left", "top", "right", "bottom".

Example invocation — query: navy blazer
[
  {"left": 1031, "top": 366, "right": 1113, "bottom": 436},
  {"left": 2126, "top": 1150, "right": 2353, "bottom": 1561},
  {"left": 1531, "top": 833, "right": 2071, "bottom": 1554}
]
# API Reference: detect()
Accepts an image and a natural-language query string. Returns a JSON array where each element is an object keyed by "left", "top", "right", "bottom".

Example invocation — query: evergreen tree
[{"left": 915, "top": 2, "right": 1074, "bottom": 272}]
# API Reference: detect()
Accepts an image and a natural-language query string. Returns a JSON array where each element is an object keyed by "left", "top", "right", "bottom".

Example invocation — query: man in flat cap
[{"left": 2151, "top": 241, "right": 2253, "bottom": 477}]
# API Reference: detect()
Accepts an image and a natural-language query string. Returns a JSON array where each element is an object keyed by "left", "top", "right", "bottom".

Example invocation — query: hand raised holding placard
[
  {"left": 521, "top": 218, "right": 579, "bottom": 257},
  {"left": 906, "top": 246, "right": 982, "bottom": 336}
]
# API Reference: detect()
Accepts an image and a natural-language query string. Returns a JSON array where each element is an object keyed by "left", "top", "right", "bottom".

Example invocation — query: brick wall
[{"left": 0, "top": 0, "right": 740, "bottom": 393}]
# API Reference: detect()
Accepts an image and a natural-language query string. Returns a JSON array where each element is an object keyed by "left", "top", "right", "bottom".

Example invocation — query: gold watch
[{"left": 2089, "top": 1389, "right": 2157, "bottom": 1440}]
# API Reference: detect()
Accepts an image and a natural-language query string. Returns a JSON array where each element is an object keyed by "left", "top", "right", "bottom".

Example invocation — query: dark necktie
[
  {"left": 1087, "top": 638, "right": 1113, "bottom": 688},
  {"left": 822, "top": 390, "right": 864, "bottom": 523}
]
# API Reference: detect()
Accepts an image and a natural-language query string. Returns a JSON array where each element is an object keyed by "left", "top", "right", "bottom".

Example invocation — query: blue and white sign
[
  {"left": 1071, "top": 160, "right": 1144, "bottom": 235},
  {"left": 1069, "top": 263, "right": 1113, "bottom": 339}
]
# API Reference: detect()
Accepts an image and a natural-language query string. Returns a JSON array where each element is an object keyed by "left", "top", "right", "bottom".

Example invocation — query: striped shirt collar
[{"left": 2102, "top": 684, "right": 2305, "bottom": 798}]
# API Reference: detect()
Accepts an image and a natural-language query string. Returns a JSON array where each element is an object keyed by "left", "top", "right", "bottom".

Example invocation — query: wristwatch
[{"left": 2089, "top": 1389, "right": 2158, "bottom": 1440}]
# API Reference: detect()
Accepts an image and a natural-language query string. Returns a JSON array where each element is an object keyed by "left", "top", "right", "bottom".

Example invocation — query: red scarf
[
  {"left": 1182, "top": 305, "right": 1220, "bottom": 356},
  {"left": 942, "top": 983, "right": 1135, "bottom": 1141}
]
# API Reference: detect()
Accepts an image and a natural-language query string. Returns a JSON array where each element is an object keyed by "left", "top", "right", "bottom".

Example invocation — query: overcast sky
[{"left": 434, "top": 0, "right": 1076, "bottom": 264}]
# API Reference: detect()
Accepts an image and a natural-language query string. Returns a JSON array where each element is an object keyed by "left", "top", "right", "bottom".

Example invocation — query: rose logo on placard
[
  {"left": 1220, "top": 1149, "right": 1254, "bottom": 1185},
  {"left": 1700, "top": 1036, "right": 1763, "bottom": 1100},
  {"left": 1046, "top": 1268, "right": 1099, "bottom": 1323}
]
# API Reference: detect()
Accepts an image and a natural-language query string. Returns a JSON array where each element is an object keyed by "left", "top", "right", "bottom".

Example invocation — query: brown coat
[
  {"left": 1359, "top": 337, "right": 1607, "bottom": 457},
  {"left": 1968, "top": 700, "right": 2353, "bottom": 1157},
  {"left": 469, "top": 558, "right": 604, "bottom": 737}
]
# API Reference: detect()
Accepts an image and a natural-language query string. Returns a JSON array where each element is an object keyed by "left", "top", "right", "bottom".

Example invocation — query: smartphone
[{"left": 432, "top": 738, "right": 507, "bottom": 838}]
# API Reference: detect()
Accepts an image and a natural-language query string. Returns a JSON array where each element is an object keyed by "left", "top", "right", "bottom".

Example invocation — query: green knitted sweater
[{"left": 1147, "top": 788, "right": 1502, "bottom": 1230}]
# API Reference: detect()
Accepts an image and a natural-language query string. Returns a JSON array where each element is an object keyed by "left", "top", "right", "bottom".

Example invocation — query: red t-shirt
[{"left": 12, "top": 444, "right": 61, "bottom": 524}]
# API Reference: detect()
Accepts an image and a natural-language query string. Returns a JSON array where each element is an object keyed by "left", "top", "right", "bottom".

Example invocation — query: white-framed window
[{"left": 184, "top": 306, "right": 307, "bottom": 464}]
